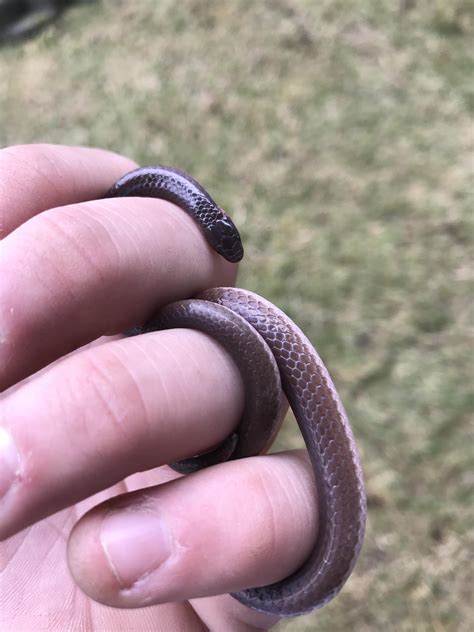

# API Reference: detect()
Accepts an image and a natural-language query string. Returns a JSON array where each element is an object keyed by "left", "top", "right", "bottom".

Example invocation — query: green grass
[{"left": 1, "top": 1, "right": 473, "bottom": 629}]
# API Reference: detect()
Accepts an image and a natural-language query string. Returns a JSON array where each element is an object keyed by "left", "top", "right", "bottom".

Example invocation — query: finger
[
  {"left": 0, "top": 144, "right": 137, "bottom": 236},
  {"left": 67, "top": 451, "right": 317, "bottom": 616},
  {"left": 0, "top": 329, "right": 244, "bottom": 540},
  {"left": 191, "top": 593, "right": 281, "bottom": 631},
  {"left": 0, "top": 510, "right": 208, "bottom": 632},
  {"left": 0, "top": 196, "right": 236, "bottom": 390}
]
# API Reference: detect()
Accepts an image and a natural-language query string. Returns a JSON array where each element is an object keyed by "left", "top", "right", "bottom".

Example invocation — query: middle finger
[{"left": 0, "top": 326, "right": 244, "bottom": 540}]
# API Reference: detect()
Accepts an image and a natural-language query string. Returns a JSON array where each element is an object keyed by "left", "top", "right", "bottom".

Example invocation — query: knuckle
[
  {"left": 64, "top": 348, "right": 152, "bottom": 460},
  {"left": 36, "top": 203, "right": 121, "bottom": 281},
  {"left": 242, "top": 463, "right": 281, "bottom": 559}
]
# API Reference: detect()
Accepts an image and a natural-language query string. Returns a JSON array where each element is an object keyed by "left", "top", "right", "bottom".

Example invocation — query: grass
[{"left": 1, "top": 0, "right": 473, "bottom": 629}]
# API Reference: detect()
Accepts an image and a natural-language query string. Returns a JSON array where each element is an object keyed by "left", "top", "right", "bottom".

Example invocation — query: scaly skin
[{"left": 107, "top": 166, "right": 366, "bottom": 616}]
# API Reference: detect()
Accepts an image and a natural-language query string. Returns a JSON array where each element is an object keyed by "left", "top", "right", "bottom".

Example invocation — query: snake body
[
  {"left": 107, "top": 165, "right": 243, "bottom": 263},
  {"left": 106, "top": 166, "right": 366, "bottom": 616}
]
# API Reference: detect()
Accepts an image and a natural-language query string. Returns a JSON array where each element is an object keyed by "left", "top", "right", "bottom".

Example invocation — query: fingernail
[
  {"left": 101, "top": 508, "right": 172, "bottom": 588},
  {"left": 0, "top": 427, "right": 20, "bottom": 499}
]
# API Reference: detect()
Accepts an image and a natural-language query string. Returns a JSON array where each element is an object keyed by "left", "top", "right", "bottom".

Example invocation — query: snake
[{"left": 106, "top": 166, "right": 366, "bottom": 617}]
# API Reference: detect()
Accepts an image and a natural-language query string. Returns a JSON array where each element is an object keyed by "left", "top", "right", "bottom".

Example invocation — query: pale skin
[{"left": 0, "top": 145, "right": 319, "bottom": 631}]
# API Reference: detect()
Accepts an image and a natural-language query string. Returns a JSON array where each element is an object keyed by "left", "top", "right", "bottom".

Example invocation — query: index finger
[
  {"left": 0, "top": 144, "right": 237, "bottom": 391},
  {"left": 0, "top": 144, "right": 138, "bottom": 237}
]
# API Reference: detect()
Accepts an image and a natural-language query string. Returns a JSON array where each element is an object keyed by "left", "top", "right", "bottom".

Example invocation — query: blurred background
[{"left": 1, "top": 1, "right": 472, "bottom": 630}]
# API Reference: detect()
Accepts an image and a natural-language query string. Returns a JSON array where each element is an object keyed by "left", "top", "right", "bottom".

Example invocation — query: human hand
[{"left": 0, "top": 144, "right": 318, "bottom": 631}]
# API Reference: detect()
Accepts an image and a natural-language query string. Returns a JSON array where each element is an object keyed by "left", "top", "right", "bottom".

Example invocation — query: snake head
[{"left": 207, "top": 213, "right": 244, "bottom": 263}]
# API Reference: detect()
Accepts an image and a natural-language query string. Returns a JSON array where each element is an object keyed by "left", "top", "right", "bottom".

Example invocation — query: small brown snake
[{"left": 106, "top": 166, "right": 366, "bottom": 616}]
